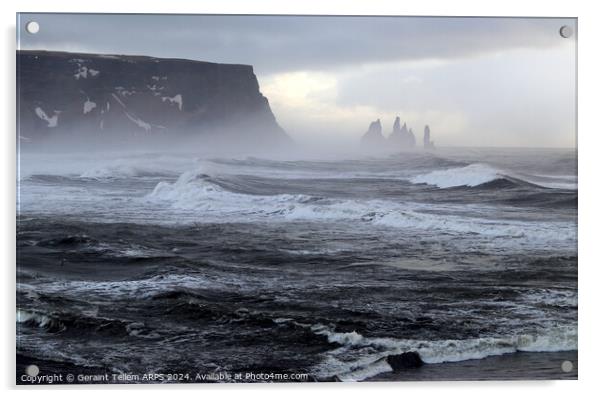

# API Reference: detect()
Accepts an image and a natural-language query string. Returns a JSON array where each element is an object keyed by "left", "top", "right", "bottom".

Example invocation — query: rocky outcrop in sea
[
  {"left": 361, "top": 116, "right": 432, "bottom": 152},
  {"left": 388, "top": 116, "right": 416, "bottom": 148}
]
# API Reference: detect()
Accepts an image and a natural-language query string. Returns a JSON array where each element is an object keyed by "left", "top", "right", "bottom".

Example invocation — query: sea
[{"left": 16, "top": 147, "right": 578, "bottom": 383}]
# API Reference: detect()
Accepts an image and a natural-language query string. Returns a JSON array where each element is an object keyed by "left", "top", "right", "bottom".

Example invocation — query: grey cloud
[
  {"left": 335, "top": 44, "right": 576, "bottom": 147},
  {"left": 19, "top": 14, "right": 575, "bottom": 75}
]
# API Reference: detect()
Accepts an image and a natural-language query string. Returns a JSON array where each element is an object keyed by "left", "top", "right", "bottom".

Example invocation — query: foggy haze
[{"left": 18, "top": 14, "right": 577, "bottom": 149}]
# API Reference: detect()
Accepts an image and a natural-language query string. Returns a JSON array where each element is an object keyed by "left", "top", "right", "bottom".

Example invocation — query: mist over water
[{"left": 17, "top": 144, "right": 577, "bottom": 381}]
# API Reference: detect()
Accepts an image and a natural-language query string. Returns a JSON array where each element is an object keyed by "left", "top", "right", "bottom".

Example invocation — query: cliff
[{"left": 17, "top": 50, "right": 289, "bottom": 149}]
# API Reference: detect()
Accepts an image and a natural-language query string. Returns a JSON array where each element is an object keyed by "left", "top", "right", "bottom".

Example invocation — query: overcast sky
[{"left": 18, "top": 14, "right": 577, "bottom": 147}]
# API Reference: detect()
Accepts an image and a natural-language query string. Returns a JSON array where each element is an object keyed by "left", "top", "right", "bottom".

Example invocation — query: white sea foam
[
  {"left": 336, "top": 358, "right": 393, "bottom": 382},
  {"left": 145, "top": 169, "right": 575, "bottom": 246},
  {"left": 149, "top": 170, "right": 224, "bottom": 204},
  {"left": 20, "top": 156, "right": 576, "bottom": 252},
  {"left": 410, "top": 163, "right": 577, "bottom": 190},
  {"left": 16, "top": 309, "right": 54, "bottom": 328},
  {"left": 410, "top": 163, "right": 502, "bottom": 188},
  {"left": 19, "top": 165, "right": 576, "bottom": 250},
  {"left": 310, "top": 323, "right": 577, "bottom": 381}
]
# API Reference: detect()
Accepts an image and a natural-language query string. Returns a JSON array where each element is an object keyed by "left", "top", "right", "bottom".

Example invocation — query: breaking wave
[
  {"left": 147, "top": 168, "right": 319, "bottom": 212},
  {"left": 309, "top": 324, "right": 577, "bottom": 381},
  {"left": 410, "top": 163, "right": 503, "bottom": 188},
  {"left": 409, "top": 163, "right": 576, "bottom": 190},
  {"left": 145, "top": 168, "right": 576, "bottom": 245}
]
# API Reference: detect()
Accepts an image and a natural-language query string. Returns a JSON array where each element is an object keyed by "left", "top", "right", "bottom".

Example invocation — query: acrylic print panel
[{"left": 16, "top": 13, "right": 577, "bottom": 384}]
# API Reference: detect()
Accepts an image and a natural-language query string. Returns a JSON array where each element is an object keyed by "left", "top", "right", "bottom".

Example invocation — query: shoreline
[
  {"left": 366, "top": 350, "right": 577, "bottom": 382},
  {"left": 17, "top": 350, "right": 577, "bottom": 384}
]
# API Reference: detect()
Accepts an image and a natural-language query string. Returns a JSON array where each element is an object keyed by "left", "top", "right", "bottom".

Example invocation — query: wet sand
[{"left": 367, "top": 351, "right": 577, "bottom": 381}]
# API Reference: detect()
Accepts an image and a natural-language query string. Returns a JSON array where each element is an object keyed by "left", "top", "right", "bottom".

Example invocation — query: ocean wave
[
  {"left": 36, "top": 234, "right": 97, "bottom": 247},
  {"left": 17, "top": 309, "right": 59, "bottom": 331},
  {"left": 203, "top": 155, "right": 468, "bottom": 181},
  {"left": 309, "top": 324, "right": 577, "bottom": 381},
  {"left": 370, "top": 210, "right": 574, "bottom": 241},
  {"left": 80, "top": 163, "right": 172, "bottom": 179},
  {"left": 145, "top": 170, "right": 575, "bottom": 245},
  {"left": 410, "top": 164, "right": 510, "bottom": 189},
  {"left": 30, "top": 234, "right": 169, "bottom": 260},
  {"left": 17, "top": 309, "right": 160, "bottom": 339},
  {"left": 148, "top": 169, "right": 226, "bottom": 204},
  {"left": 147, "top": 168, "right": 317, "bottom": 212},
  {"left": 409, "top": 163, "right": 576, "bottom": 190},
  {"left": 521, "top": 173, "right": 577, "bottom": 190},
  {"left": 16, "top": 273, "right": 250, "bottom": 301}
]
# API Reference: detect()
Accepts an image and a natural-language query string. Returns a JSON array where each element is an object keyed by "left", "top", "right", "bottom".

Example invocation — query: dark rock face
[
  {"left": 360, "top": 119, "right": 386, "bottom": 150},
  {"left": 17, "top": 50, "right": 289, "bottom": 148},
  {"left": 388, "top": 116, "right": 416, "bottom": 148},
  {"left": 386, "top": 352, "right": 425, "bottom": 370}
]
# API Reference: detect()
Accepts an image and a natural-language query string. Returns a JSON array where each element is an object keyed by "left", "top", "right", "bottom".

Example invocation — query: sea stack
[
  {"left": 360, "top": 119, "right": 386, "bottom": 150},
  {"left": 388, "top": 116, "right": 416, "bottom": 149},
  {"left": 408, "top": 128, "right": 416, "bottom": 147},
  {"left": 423, "top": 125, "right": 435, "bottom": 149}
]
